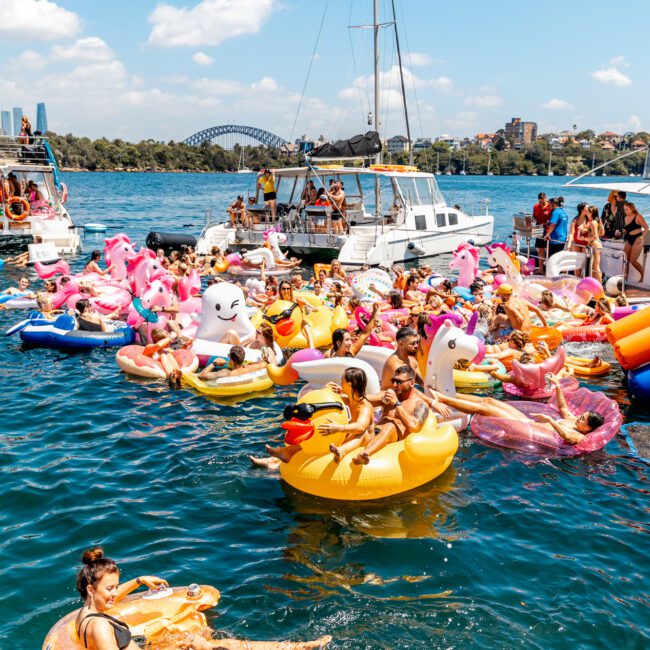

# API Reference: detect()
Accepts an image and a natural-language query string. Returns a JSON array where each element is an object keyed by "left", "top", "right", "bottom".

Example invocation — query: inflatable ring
[
  {"left": 132, "top": 297, "right": 159, "bottom": 324},
  {"left": 42, "top": 584, "right": 220, "bottom": 649},
  {"left": 116, "top": 345, "right": 199, "bottom": 379},
  {"left": 278, "top": 387, "right": 458, "bottom": 500},
  {"left": 183, "top": 367, "right": 273, "bottom": 397},
  {"left": 454, "top": 359, "right": 506, "bottom": 389},
  {"left": 529, "top": 326, "right": 562, "bottom": 349},
  {"left": 351, "top": 268, "right": 392, "bottom": 302},
  {"left": 5, "top": 196, "right": 30, "bottom": 221}
]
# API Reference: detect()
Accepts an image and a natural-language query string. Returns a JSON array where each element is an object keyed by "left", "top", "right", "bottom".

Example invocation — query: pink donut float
[
  {"left": 116, "top": 345, "right": 198, "bottom": 379},
  {"left": 470, "top": 387, "right": 622, "bottom": 456}
]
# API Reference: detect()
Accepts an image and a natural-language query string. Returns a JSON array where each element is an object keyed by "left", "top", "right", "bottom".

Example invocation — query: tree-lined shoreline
[{"left": 47, "top": 132, "right": 648, "bottom": 175}]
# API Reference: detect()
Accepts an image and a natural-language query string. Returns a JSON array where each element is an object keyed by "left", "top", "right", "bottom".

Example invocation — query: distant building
[
  {"left": 12, "top": 107, "right": 23, "bottom": 137},
  {"left": 597, "top": 131, "right": 623, "bottom": 146},
  {"left": 413, "top": 137, "right": 432, "bottom": 151},
  {"left": 504, "top": 117, "right": 537, "bottom": 148},
  {"left": 598, "top": 141, "right": 616, "bottom": 151},
  {"left": 36, "top": 102, "right": 48, "bottom": 134},
  {"left": 435, "top": 134, "right": 460, "bottom": 150},
  {"left": 385, "top": 135, "right": 410, "bottom": 154},
  {"left": 474, "top": 133, "right": 495, "bottom": 149},
  {"left": 0, "top": 110, "right": 11, "bottom": 135}
]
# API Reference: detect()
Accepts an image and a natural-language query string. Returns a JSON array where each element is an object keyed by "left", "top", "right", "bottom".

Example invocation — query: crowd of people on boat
[{"left": 529, "top": 191, "right": 649, "bottom": 281}]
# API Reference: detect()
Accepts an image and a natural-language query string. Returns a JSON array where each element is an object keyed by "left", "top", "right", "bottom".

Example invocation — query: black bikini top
[{"left": 78, "top": 612, "right": 132, "bottom": 649}]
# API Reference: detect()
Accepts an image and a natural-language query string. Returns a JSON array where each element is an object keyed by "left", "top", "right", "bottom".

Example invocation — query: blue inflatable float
[{"left": 8, "top": 312, "right": 135, "bottom": 349}]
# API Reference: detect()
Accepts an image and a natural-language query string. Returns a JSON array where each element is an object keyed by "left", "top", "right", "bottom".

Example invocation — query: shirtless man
[
  {"left": 352, "top": 364, "right": 429, "bottom": 465},
  {"left": 198, "top": 345, "right": 266, "bottom": 380},
  {"left": 2, "top": 276, "right": 35, "bottom": 297},
  {"left": 380, "top": 326, "right": 450, "bottom": 418},
  {"left": 495, "top": 283, "right": 547, "bottom": 333},
  {"left": 429, "top": 375, "right": 604, "bottom": 445}
]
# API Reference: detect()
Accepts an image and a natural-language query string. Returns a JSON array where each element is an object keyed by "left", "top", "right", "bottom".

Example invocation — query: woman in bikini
[
  {"left": 585, "top": 205, "right": 605, "bottom": 283},
  {"left": 622, "top": 202, "right": 649, "bottom": 280}
]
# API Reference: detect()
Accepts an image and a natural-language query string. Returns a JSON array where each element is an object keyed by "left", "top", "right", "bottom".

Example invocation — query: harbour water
[{"left": 0, "top": 173, "right": 648, "bottom": 649}]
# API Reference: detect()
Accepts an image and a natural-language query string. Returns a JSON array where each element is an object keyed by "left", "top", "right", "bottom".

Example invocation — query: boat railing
[
  {"left": 0, "top": 135, "right": 55, "bottom": 167},
  {"left": 443, "top": 193, "right": 491, "bottom": 217}
]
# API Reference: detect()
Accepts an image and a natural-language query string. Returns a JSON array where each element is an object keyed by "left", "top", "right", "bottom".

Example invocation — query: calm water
[{"left": 1, "top": 173, "right": 648, "bottom": 649}]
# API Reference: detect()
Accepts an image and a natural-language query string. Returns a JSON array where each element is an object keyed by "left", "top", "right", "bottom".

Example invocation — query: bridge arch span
[{"left": 183, "top": 125, "right": 288, "bottom": 149}]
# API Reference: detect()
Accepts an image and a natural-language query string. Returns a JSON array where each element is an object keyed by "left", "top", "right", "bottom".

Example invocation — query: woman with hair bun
[{"left": 75, "top": 547, "right": 168, "bottom": 649}]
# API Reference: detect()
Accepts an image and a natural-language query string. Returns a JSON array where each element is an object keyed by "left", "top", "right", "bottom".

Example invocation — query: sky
[{"left": 0, "top": 0, "right": 647, "bottom": 144}]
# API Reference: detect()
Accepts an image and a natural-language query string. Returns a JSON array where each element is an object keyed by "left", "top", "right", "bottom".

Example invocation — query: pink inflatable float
[
  {"left": 116, "top": 344, "right": 198, "bottom": 379},
  {"left": 471, "top": 387, "right": 622, "bottom": 456},
  {"left": 502, "top": 347, "right": 579, "bottom": 399}
]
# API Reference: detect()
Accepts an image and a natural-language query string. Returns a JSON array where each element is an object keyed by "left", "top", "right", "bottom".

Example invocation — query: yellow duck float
[
  {"left": 278, "top": 387, "right": 458, "bottom": 500},
  {"left": 264, "top": 297, "right": 348, "bottom": 349}
]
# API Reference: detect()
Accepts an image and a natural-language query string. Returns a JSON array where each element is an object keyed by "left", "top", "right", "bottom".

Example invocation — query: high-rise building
[
  {"left": 12, "top": 107, "right": 23, "bottom": 137},
  {"left": 1, "top": 110, "right": 11, "bottom": 135},
  {"left": 505, "top": 117, "right": 537, "bottom": 148},
  {"left": 36, "top": 102, "right": 48, "bottom": 134}
]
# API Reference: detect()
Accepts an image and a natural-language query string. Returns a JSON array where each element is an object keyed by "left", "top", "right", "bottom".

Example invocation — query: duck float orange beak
[{"left": 281, "top": 401, "right": 344, "bottom": 445}]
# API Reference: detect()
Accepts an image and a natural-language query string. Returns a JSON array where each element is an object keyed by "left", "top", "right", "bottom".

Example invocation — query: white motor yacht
[{"left": 0, "top": 136, "right": 80, "bottom": 257}]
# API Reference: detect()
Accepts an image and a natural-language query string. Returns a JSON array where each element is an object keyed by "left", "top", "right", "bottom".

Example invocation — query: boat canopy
[{"left": 309, "top": 130, "right": 382, "bottom": 161}]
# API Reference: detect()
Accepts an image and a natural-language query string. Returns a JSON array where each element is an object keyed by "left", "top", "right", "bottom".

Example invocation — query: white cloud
[
  {"left": 445, "top": 111, "right": 479, "bottom": 133},
  {"left": 404, "top": 52, "right": 433, "bottom": 67},
  {"left": 590, "top": 66, "right": 631, "bottom": 87},
  {"left": 9, "top": 49, "right": 46, "bottom": 71},
  {"left": 609, "top": 55, "right": 630, "bottom": 68},
  {"left": 628, "top": 115, "right": 642, "bottom": 132},
  {"left": 541, "top": 98, "right": 574, "bottom": 110},
  {"left": 148, "top": 0, "right": 274, "bottom": 47},
  {"left": 463, "top": 95, "right": 503, "bottom": 108},
  {"left": 192, "top": 52, "right": 213, "bottom": 66},
  {"left": 52, "top": 37, "right": 114, "bottom": 63},
  {"left": 0, "top": 0, "right": 81, "bottom": 41}
]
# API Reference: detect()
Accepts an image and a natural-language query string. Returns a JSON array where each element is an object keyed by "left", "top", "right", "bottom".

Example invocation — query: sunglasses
[
  {"left": 264, "top": 303, "right": 299, "bottom": 324},
  {"left": 283, "top": 401, "right": 344, "bottom": 421},
  {"left": 391, "top": 377, "right": 412, "bottom": 385}
]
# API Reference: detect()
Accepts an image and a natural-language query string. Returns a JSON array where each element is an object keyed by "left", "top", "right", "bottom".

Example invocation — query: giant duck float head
[
  {"left": 196, "top": 282, "right": 255, "bottom": 341},
  {"left": 264, "top": 299, "right": 304, "bottom": 347},
  {"left": 281, "top": 387, "right": 348, "bottom": 455}
]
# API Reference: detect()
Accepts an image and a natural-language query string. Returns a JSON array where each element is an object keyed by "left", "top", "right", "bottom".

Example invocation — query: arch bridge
[{"left": 183, "top": 125, "right": 288, "bottom": 150}]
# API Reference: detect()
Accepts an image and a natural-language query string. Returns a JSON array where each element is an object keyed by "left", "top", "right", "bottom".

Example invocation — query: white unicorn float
[{"left": 220, "top": 229, "right": 297, "bottom": 277}]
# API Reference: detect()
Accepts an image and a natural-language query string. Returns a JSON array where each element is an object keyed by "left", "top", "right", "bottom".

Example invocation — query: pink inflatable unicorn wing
[{"left": 511, "top": 347, "right": 566, "bottom": 389}]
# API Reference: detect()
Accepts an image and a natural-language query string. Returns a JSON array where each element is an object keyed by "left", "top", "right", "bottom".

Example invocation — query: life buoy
[
  {"left": 5, "top": 196, "right": 30, "bottom": 221},
  {"left": 1, "top": 180, "right": 9, "bottom": 200},
  {"left": 60, "top": 181, "right": 68, "bottom": 204}
]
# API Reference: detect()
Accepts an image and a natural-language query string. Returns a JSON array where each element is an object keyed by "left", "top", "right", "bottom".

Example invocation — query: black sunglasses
[
  {"left": 264, "top": 303, "right": 299, "bottom": 325},
  {"left": 391, "top": 377, "right": 412, "bottom": 386},
  {"left": 283, "top": 401, "right": 344, "bottom": 421}
]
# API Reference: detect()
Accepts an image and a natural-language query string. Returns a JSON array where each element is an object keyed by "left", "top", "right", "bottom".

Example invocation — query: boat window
[
  {"left": 448, "top": 212, "right": 458, "bottom": 225},
  {"left": 415, "top": 214, "right": 427, "bottom": 230},
  {"left": 275, "top": 176, "right": 297, "bottom": 205},
  {"left": 360, "top": 174, "right": 395, "bottom": 217},
  {"left": 428, "top": 177, "right": 445, "bottom": 205},
  {"left": 395, "top": 177, "right": 419, "bottom": 206},
  {"left": 414, "top": 177, "right": 432, "bottom": 205},
  {"left": 436, "top": 212, "right": 447, "bottom": 227},
  {"left": 21, "top": 171, "right": 53, "bottom": 202}
]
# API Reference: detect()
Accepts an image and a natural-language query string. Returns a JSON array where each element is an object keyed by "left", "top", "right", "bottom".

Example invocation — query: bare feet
[
  {"left": 265, "top": 444, "right": 293, "bottom": 463},
  {"left": 329, "top": 443, "right": 341, "bottom": 462},
  {"left": 352, "top": 451, "right": 370, "bottom": 465},
  {"left": 249, "top": 455, "right": 281, "bottom": 470}
]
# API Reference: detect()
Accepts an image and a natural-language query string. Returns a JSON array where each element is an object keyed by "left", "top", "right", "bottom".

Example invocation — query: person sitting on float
[
  {"left": 582, "top": 297, "right": 615, "bottom": 326},
  {"left": 83, "top": 250, "right": 114, "bottom": 277},
  {"left": 324, "top": 303, "right": 379, "bottom": 358},
  {"left": 198, "top": 345, "right": 268, "bottom": 381},
  {"left": 76, "top": 298, "right": 120, "bottom": 333},
  {"left": 429, "top": 374, "right": 604, "bottom": 445},
  {"left": 328, "top": 258, "right": 347, "bottom": 281},
  {"left": 538, "top": 289, "right": 571, "bottom": 314},
  {"left": 351, "top": 364, "right": 430, "bottom": 466},
  {"left": 278, "top": 279, "right": 313, "bottom": 312},
  {"left": 2, "top": 275, "right": 36, "bottom": 297},
  {"left": 485, "top": 329, "right": 535, "bottom": 361},
  {"left": 247, "top": 321, "right": 279, "bottom": 365},
  {"left": 322, "top": 368, "right": 375, "bottom": 462},
  {"left": 36, "top": 294, "right": 66, "bottom": 321},
  {"left": 403, "top": 274, "right": 426, "bottom": 303},
  {"left": 144, "top": 328, "right": 184, "bottom": 388},
  {"left": 74, "top": 547, "right": 168, "bottom": 650},
  {"left": 290, "top": 273, "right": 306, "bottom": 291}
]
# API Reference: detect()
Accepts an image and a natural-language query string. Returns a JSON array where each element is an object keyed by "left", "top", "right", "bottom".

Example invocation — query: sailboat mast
[
  {"left": 391, "top": 0, "right": 412, "bottom": 166},
  {"left": 373, "top": 0, "right": 381, "bottom": 165}
]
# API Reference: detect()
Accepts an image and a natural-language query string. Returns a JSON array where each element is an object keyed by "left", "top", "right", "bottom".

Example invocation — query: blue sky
[{"left": 0, "top": 0, "right": 645, "bottom": 143}]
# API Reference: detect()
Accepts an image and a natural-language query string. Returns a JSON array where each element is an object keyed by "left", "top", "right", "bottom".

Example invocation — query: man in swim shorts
[
  {"left": 352, "top": 364, "right": 429, "bottom": 465},
  {"left": 495, "top": 284, "right": 547, "bottom": 333},
  {"left": 428, "top": 375, "right": 604, "bottom": 445}
]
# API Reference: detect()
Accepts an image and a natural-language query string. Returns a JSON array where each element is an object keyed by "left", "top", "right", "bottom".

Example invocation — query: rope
[{"left": 289, "top": 3, "right": 328, "bottom": 145}]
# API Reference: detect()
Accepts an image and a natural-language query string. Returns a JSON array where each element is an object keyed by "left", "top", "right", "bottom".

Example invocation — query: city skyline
[{"left": 0, "top": 0, "right": 646, "bottom": 142}]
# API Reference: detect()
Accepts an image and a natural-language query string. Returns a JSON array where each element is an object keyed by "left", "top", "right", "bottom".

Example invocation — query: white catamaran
[
  {"left": 0, "top": 136, "right": 80, "bottom": 257},
  {"left": 196, "top": 0, "right": 493, "bottom": 265}
]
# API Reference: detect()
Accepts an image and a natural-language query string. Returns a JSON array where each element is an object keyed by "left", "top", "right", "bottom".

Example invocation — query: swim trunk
[
  {"left": 264, "top": 192, "right": 276, "bottom": 201},
  {"left": 331, "top": 211, "right": 343, "bottom": 221}
]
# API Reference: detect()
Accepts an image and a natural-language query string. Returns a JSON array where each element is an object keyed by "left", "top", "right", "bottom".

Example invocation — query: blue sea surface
[{"left": 0, "top": 173, "right": 648, "bottom": 649}]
